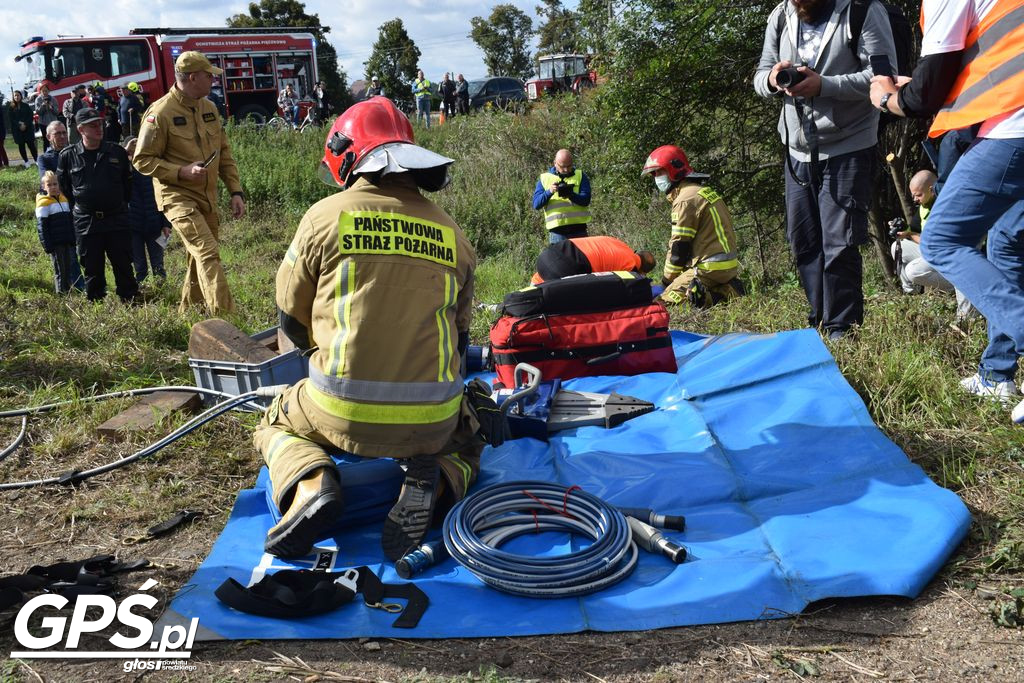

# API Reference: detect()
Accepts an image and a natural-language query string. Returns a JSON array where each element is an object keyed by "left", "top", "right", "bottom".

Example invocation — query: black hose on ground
[{"left": 0, "top": 385, "right": 287, "bottom": 491}]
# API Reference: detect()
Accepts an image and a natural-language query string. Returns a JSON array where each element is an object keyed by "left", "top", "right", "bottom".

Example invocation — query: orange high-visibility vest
[
  {"left": 530, "top": 236, "right": 641, "bottom": 284},
  {"left": 573, "top": 236, "right": 641, "bottom": 273},
  {"left": 927, "top": 0, "right": 1024, "bottom": 138}
]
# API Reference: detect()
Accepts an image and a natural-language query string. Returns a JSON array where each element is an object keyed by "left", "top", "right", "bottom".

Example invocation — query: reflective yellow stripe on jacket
[
  {"left": 539, "top": 170, "right": 590, "bottom": 230},
  {"left": 308, "top": 209, "right": 464, "bottom": 426}
]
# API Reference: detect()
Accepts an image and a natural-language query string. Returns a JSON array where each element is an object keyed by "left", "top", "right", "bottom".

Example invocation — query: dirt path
[
  {"left": 2, "top": 521, "right": 1022, "bottom": 682},
  {"left": 1, "top": 426, "right": 1021, "bottom": 682}
]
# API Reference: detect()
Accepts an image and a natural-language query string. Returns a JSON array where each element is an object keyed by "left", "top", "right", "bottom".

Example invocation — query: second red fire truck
[{"left": 15, "top": 26, "right": 319, "bottom": 124}]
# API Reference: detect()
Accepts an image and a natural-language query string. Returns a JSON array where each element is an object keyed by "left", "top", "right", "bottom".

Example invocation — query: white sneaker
[
  {"left": 960, "top": 373, "right": 1020, "bottom": 404},
  {"left": 1012, "top": 397, "right": 1024, "bottom": 425}
]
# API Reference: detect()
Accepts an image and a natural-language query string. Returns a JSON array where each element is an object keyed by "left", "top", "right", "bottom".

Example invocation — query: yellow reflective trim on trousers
[
  {"left": 435, "top": 272, "right": 456, "bottom": 382},
  {"left": 709, "top": 205, "right": 731, "bottom": 253},
  {"left": 305, "top": 383, "right": 462, "bottom": 425},
  {"left": 612, "top": 271, "right": 633, "bottom": 279},
  {"left": 444, "top": 453, "right": 473, "bottom": 489},
  {"left": 266, "top": 431, "right": 314, "bottom": 465},
  {"left": 697, "top": 258, "right": 739, "bottom": 271}
]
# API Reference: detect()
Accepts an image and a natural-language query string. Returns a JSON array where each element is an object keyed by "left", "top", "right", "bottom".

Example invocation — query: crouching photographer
[{"left": 889, "top": 169, "right": 976, "bottom": 325}]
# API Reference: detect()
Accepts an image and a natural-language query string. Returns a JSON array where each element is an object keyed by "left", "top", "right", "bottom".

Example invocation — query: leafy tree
[
  {"left": 364, "top": 18, "right": 421, "bottom": 110},
  {"left": 596, "top": 0, "right": 925, "bottom": 282},
  {"left": 536, "top": 0, "right": 581, "bottom": 55},
  {"left": 227, "top": 0, "right": 353, "bottom": 113},
  {"left": 469, "top": 4, "right": 534, "bottom": 79},
  {"left": 577, "top": 0, "right": 619, "bottom": 55},
  {"left": 594, "top": 1, "right": 787, "bottom": 279}
]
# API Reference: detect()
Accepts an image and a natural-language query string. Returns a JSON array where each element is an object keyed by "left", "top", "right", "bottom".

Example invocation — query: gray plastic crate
[{"left": 189, "top": 327, "right": 309, "bottom": 411}]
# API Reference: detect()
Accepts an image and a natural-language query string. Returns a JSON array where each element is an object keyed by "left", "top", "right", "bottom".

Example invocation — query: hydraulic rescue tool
[{"left": 491, "top": 363, "right": 655, "bottom": 441}]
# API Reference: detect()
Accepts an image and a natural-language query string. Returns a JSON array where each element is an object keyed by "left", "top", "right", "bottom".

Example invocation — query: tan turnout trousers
[
  {"left": 254, "top": 379, "right": 483, "bottom": 515},
  {"left": 659, "top": 267, "right": 742, "bottom": 307},
  {"left": 166, "top": 202, "right": 234, "bottom": 315}
]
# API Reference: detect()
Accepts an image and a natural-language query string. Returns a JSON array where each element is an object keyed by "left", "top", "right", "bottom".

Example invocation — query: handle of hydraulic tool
[{"left": 499, "top": 363, "right": 542, "bottom": 416}]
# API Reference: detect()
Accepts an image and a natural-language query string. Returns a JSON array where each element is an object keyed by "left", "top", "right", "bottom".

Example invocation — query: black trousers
[
  {"left": 784, "top": 146, "right": 874, "bottom": 332},
  {"left": 78, "top": 229, "right": 139, "bottom": 301}
]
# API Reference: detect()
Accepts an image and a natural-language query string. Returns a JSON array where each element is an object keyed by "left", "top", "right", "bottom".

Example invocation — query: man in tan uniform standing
[
  {"left": 640, "top": 145, "right": 744, "bottom": 307},
  {"left": 254, "top": 96, "right": 500, "bottom": 561},
  {"left": 134, "top": 51, "right": 245, "bottom": 314}
]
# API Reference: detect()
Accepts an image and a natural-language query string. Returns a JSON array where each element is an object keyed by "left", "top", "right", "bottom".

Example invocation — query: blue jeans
[
  {"left": 546, "top": 224, "right": 588, "bottom": 244},
  {"left": 921, "top": 136, "right": 1024, "bottom": 381},
  {"left": 416, "top": 97, "right": 431, "bottom": 128},
  {"left": 978, "top": 215, "right": 1024, "bottom": 382},
  {"left": 132, "top": 232, "right": 167, "bottom": 283},
  {"left": 50, "top": 243, "right": 84, "bottom": 293}
]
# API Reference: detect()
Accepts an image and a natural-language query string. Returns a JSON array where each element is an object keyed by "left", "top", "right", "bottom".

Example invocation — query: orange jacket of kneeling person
[{"left": 531, "top": 235, "right": 655, "bottom": 284}]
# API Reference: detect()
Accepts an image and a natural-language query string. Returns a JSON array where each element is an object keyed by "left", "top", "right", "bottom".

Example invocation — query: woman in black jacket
[
  {"left": 0, "top": 97, "right": 9, "bottom": 168},
  {"left": 9, "top": 90, "right": 38, "bottom": 164}
]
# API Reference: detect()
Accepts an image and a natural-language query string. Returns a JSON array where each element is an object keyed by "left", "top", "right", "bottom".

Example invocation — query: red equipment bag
[{"left": 489, "top": 303, "right": 677, "bottom": 386}]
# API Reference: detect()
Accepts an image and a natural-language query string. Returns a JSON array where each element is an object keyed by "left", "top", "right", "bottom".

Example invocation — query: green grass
[{"left": 0, "top": 102, "right": 1022, "bottom": 582}]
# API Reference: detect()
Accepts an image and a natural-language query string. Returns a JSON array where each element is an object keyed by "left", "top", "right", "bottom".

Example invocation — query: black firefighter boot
[
  {"left": 264, "top": 467, "right": 344, "bottom": 558},
  {"left": 381, "top": 456, "right": 441, "bottom": 562}
]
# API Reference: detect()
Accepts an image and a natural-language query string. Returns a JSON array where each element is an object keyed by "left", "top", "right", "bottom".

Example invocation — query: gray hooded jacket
[{"left": 753, "top": 0, "right": 896, "bottom": 162}]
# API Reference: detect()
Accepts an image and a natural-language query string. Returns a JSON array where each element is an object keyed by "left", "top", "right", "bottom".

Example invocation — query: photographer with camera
[
  {"left": 890, "top": 170, "right": 950, "bottom": 292},
  {"left": 890, "top": 170, "right": 976, "bottom": 324},
  {"left": 754, "top": 0, "right": 896, "bottom": 341},
  {"left": 533, "top": 148, "right": 592, "bottom": 244}
]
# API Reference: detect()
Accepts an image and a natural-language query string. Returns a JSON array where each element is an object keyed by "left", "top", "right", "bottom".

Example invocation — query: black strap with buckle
[
  {"left": 215, "top": 566, "right": 429, "bottom": 628},
  {"left": 0, "top": 554, "right": 150, "bottom": 612}
]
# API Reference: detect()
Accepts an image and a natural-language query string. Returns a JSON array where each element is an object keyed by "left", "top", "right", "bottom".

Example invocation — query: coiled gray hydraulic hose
[
  {"left": 0, "top": 385, "right": 288, "bottom": 490},
  {"left": 443, "top": 480, "right": 637, "bottom": 598}
]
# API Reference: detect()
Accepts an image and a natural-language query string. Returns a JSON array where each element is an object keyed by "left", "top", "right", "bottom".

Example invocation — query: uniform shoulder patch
[
  {"left": 172, "top": 116, "right": 187, "bottom": 126},
  {"left": 145, "top": 115, "right": 156, "bottom": 124},
  {"left": 202, "top": 112, "right": 216, "bottom": 122},
  {"left": 697, "top": 186, "right": 722, "bottom": 204}
]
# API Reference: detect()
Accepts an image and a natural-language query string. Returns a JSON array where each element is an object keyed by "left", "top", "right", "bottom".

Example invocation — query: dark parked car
[{"left": 467, "top": 77, "right": 527, "bottom": 112}]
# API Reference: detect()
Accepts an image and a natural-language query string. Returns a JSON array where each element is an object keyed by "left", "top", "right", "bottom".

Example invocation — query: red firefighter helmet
[
  {"left": 318, "top": 95, "right": 453, "bottom": 189},
  {"left": 640, "top": 145, "right": 694, "bottom": 183}
]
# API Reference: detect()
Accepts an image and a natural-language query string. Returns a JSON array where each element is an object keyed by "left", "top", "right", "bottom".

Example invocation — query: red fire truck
[
  {"left": 15, "top": 27, "right": 318, "bottom": 123},
  {"left": 525, "top": 54, "right": 597, "bottom": 101}
]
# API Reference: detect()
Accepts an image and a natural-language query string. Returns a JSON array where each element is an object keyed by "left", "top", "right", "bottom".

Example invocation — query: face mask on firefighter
[{"left": 654, "top": 173, "right": 673, "bottom": 193}]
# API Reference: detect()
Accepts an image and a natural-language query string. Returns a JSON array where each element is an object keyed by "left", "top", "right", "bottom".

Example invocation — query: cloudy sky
[{"left": 1, "top": 0, "right": 578, "bottom": 97}]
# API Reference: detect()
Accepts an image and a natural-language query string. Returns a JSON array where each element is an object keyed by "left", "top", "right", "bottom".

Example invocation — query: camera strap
[{"left": 784, "top": 97, "right": 820, "bottom": 190}]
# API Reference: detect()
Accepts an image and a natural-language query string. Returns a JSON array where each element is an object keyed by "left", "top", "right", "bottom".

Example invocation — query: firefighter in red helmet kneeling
[
  {"left": 641, "top": 145, "right": 745, "bottom": 308},
  {"left": 253, "top": 96, "right": 506, "bottom": 561}
]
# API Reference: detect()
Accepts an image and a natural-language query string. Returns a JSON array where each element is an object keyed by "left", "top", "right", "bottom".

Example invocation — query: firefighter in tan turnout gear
[
  {"left": 254, "top": 96, "right": 502, "bottom": 561},
  {"left": 641, "top": 145, "right": 745, "bottom": 307},
  {"left": 133, "top": 51, "right": 245, "bottom": 315}
]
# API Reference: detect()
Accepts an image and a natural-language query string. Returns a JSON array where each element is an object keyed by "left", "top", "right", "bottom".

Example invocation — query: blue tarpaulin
[{"left": 162, "top": 330, "right": 970, "bottom": 640}]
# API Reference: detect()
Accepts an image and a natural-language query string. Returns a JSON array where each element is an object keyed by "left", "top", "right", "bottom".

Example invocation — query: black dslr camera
[
  {"left": 776, "top": 66, "right": 806, "bottom": 89},
  {"left": 888, "top": 217, "right": 907, "bottom": 240},
  {"left": 554, "top": 181, "right": 571, "bottom": 197}
]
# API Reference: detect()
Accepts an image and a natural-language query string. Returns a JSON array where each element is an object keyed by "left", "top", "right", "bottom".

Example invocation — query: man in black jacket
[
  {"left": 57, "top": 107, "right": 138, "bottom": 302},
  {"left": 439, "top": 73, "right": 456, "bottom": 118}
]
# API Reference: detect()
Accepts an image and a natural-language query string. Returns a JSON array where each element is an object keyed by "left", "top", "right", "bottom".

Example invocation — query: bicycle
[{"left": 266, "top": 105, "right": 325, "bottom": 134}]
